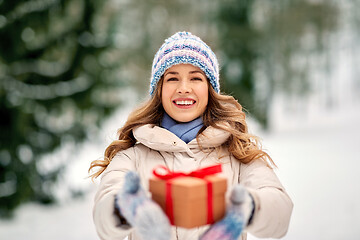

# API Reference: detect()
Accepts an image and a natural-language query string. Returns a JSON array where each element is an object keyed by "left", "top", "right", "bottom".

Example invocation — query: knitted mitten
[
  {"left": 200, "top": 184, "right": 254, "bottom": 240},
  {"left": 115, "top": 171, "right": 171, "bottom": 240}
]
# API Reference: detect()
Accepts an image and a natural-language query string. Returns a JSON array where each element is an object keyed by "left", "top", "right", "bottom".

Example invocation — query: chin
[{"left": 173, "top": 116, "right": 198, "bottom": 123}]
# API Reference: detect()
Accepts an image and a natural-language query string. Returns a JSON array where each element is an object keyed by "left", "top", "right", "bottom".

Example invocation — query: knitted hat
[{"left": 150, "top": 32, "right": 220, "bottom": 95}]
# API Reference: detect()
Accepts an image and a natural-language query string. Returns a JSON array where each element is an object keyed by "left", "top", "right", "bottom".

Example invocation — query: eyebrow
[
  {"left": 164, "top": 71, "right": 179, "bottom": 77},
  {"left": 190, "top": 71, "right": 206, "bottom": 76}
]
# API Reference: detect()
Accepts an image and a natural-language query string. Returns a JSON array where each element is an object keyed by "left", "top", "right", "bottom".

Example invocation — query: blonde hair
[{"left": 89, "top": 78, "right": 274, "bottom": 179}]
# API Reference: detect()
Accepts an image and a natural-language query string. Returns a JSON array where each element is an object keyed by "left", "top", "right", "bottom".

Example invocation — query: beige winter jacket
[{"left": 93, "top": 123, "right": 293, "bottom": 240}]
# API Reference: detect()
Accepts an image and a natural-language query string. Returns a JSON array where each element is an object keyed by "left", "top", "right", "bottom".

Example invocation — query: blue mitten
[
  {"left": 115, "top": 171, "right": 171, "bottom": 240},
  {"left": 200, "top": 184, "right": 254, "bottom": 240}
]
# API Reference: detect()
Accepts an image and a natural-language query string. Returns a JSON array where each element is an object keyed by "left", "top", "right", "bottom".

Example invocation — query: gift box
[{"left": 149, "top": 165, "right": 227, "bottom": 229}]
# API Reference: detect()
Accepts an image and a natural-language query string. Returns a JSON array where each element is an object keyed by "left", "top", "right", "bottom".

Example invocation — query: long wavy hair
[{"left": 89, "top": 78, "right": 274, "bottom": 179}]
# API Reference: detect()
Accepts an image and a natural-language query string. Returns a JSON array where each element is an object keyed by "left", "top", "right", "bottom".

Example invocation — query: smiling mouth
[{"left": 173, "top": 100, "right": 196, "bottom": 106}]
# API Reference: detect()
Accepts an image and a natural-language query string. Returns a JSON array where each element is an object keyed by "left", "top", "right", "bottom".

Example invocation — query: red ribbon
[{"left": 152, "top": 164, "right": 222, "bottom": 225}]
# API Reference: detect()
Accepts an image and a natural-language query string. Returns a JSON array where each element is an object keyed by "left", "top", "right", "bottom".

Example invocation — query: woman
[{"left": 89, "top": 32, "right": 293, "bottom": 240}]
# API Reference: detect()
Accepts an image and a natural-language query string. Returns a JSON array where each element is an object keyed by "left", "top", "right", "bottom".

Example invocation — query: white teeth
[{"left": 175, "top": 100, "right": 194, "bottom": 105}]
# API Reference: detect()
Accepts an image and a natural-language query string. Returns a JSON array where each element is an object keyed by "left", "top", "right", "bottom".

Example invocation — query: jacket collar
[{"left": 132, "top": 123, "right": 230, "bottom": 153}]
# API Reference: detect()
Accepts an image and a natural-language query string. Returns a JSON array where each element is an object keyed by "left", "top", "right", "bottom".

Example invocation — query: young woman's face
[{"left": 161, "top": 64, "right": 209, "bottom": 123}]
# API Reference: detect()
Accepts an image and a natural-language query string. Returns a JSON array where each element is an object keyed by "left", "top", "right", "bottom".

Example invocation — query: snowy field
[
  {"left": 1, "top": 99, "right": 360, "bottom": 240},
  {"left": 249, "top": 104, "right": 360, "bottom": 240}
]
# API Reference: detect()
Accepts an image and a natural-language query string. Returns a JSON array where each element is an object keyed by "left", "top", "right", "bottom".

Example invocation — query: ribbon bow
[
  {"left": 153, "top": 164, "right": 222, "bottom": 180},
  {"left": 152, "top": 164, "right": 222, "bottom": 225}
]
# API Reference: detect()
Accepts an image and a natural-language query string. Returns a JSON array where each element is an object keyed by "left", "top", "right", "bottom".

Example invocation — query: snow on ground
[
  {"left": 1, "top": 99, "right": 360, "bottom": 240},
  {"left": 0, "top": 193, "right": 98, "bottom": 240},
  {"left": 248, "top": 98, "right": 360, "bottom": 240}
]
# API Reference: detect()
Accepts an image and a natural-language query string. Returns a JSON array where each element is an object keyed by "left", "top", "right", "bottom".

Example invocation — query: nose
[{"left": 177, "top": 79, "right": 191, "bottom": 94}]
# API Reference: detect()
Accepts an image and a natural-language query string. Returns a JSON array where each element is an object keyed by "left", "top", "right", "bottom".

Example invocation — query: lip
[{"left": 172, "top": 98, "right": 196, "bottom": 109}]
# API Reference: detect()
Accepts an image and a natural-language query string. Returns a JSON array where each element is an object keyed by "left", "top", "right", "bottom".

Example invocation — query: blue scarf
[{"left": 161, "top": 113, "right": 204, "bottom": 144}]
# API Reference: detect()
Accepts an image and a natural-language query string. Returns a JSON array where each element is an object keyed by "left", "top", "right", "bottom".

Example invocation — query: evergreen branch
[
  {"left": 1, "top": 0, "right": 60, "bottom": 28},
  {"left": 1, "top": 75, "right": 93, "bottom": 100}
]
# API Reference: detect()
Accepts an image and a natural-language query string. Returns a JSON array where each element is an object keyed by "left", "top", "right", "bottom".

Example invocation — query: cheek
[
  {"left": 161, "top": 86, "right": 172, "bottom": 108},
  {"left": 161, "top": 85, "right": 168, "bottom": 100},
  {"left": 197, "top": 86, "right": 209, "bottom": 105},
  {"left": 161, "top": 94, "right": 168, "bottom": 109},
  {"left": 201, "top": 95, "right": 209, "bottom": 109}
]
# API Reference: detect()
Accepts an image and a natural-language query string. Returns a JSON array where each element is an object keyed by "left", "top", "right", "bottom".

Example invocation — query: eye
[
  {"left": 166, "top": 77, "right": 178, "bottom": 82},
  {"left": 191, "top": 77, "right": 203, "bottom": 81}
]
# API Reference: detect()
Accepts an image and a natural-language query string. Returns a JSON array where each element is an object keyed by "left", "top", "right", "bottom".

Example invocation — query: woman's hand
[
  {"left": 115, "top": 171, "right": 171, "bottom": 240},
  {"left": 200, "top": 184, "right": 254, "bottom": 240}
]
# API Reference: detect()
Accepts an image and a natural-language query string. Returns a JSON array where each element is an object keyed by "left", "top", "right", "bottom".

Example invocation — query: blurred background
[{"left": 0, "top": 0, "right": 359, "bottom": 239}]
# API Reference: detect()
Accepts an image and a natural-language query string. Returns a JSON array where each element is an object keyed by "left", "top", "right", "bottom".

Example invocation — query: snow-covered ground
[
  {"left": 1, "top": 97, "right": 359, "bottom": 240},
  {"left": 249, "top": 103, "right": 360, "bottom": 240}
]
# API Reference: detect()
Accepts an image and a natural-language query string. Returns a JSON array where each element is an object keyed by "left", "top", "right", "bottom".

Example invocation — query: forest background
[{"left": 1, "top": 0, "right": 359, "bottom": 239}]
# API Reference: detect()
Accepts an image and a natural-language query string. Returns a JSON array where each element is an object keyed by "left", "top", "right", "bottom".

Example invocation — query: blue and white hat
[{"left": 150, "top": 32, "right": 220, "bottom": 95}]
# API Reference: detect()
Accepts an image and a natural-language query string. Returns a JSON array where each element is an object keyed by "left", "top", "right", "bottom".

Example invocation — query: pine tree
[
  {"left": 0, "top": 0, "right": 123, "bottom": 217},
  {"left": 216, "top": 0, "right": 339, "bottom": 129},
  {"left": 216, "top": 0, "right": 264, "bottom": 125}
]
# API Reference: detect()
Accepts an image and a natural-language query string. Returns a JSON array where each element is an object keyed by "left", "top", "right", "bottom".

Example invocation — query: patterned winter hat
[{"left": 150, "top": 31, "right": 220, "bottom": 95}]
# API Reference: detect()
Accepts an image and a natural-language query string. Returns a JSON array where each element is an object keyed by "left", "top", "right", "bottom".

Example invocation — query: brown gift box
[{"left": 149, "top": 175, "right": 227, "bottom": 228}]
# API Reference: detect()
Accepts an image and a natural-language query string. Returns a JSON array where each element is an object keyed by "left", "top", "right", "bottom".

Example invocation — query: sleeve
[
  {"left": 241, "top": 159, "right": 293, "bottom": 238},
  {"left": 92, "top": 147, "right": 137, "bottom": 240}
]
